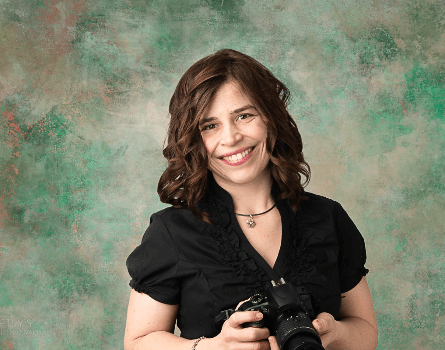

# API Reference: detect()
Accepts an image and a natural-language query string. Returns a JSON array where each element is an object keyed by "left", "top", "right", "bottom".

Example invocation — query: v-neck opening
[
  {"left": 229, "top": 199, "right": 292, "bottom": 281},
  {"left": 206, "top": 171, "right": 296, "bottom": 281}
]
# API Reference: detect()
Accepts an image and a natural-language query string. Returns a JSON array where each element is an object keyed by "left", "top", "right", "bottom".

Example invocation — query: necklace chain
[
  {"left": 234, "top": 203, "right": 276, "bottom": 228},
  {"left": 234, "top": 203, "right": 276, "bottom": 217}
]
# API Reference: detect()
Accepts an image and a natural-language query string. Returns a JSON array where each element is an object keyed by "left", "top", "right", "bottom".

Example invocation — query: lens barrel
[{"left": 275, "top": 314, "right": 324, "bottom": 350}]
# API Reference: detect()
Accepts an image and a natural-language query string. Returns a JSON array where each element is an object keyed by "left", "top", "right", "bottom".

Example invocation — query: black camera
[{"left": 215, "top": 279, "right": 324, "bottom": 350}]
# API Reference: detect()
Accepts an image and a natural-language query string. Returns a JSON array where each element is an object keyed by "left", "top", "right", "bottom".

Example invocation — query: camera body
[{"left": 216, "top": 279, "right": 325, "bottom": 350}]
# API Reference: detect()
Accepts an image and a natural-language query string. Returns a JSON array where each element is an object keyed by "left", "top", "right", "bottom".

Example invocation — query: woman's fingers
[
  {"left": 312, "top": 312, "right": 340, "bottom": 348},
  {"left": 268, "top": 335, "right": 280, "bottom": 350},
  {"left": 214, "top": 310, "right": 271, "bottom": 350},
  {"left": 312, "top": 312, "right": 336, "bottom": 335},
  {"left": 224, "top": 311, "right": 270, "bottom": 341},
  {"left": 237, "top": 326, "right": 270, "bottom": 342},
  {"left": 235, "top": 339, "right": 271, "bottom": 350},
  {"left": 228, "top": 310, "right": 264, "bottom": 328}
]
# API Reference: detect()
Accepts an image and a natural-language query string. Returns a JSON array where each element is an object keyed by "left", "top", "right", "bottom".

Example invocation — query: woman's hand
[
  {"left": 268, "top": 335, "right": 280, "bottom": 350},
  {"left": 312, "top": 312, "right": 342, "bottom": 349},
  {"left": 211, "top": 311, "right": 274, "bottom": 350}
]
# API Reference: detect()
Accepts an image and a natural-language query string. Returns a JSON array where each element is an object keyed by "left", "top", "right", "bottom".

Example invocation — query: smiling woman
[
  {"left": 124, "top": 49, "right": 378, "bottom": 350},
  {"left": 200, "top": 82, "right": 270, "bottom": 189},
  {"left": 157, "top": 49, "right": 310, "bottom": 225}
]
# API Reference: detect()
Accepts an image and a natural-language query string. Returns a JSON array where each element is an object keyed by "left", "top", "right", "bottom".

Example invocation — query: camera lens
[
  {"left": 276, "top": 314, "right": 324, "bottom": 350},
  {"left": 285, "top": 335, "right": 324, "bottom": 350}
]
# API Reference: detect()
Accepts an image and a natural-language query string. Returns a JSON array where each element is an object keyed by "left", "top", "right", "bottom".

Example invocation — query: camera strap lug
[
  {"left": 214, "top": 308, "right": 235, "bottom": 329},
  {"left": 271, "top": 278, "right": 286, "bottom": 287}
]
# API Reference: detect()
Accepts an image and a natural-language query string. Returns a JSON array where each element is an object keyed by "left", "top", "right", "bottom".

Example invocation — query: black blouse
[{"left": 126, "top": 176, "right": 369, "bottom": 339}]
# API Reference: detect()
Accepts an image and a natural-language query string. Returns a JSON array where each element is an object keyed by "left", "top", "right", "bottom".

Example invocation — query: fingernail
[
  {"left": 314, "top": 321, "right": 322, "bottom": 331},
  {"left": 256, "top": 312, "right": 263, "bottom": 320}
]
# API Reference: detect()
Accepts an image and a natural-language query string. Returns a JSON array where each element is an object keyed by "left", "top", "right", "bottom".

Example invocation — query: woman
[{"left": 124, "top": 49, "right": 378, "bottom": 350}]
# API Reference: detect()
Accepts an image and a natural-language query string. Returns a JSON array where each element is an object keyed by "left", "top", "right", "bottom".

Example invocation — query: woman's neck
[{"left": 213, "top": 171, "right": 275, "bottom": 215}]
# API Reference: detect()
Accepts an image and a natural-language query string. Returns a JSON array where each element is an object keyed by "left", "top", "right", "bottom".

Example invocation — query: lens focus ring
[{"left": 276, "top": 315, "right": 323, "bottom": 350}]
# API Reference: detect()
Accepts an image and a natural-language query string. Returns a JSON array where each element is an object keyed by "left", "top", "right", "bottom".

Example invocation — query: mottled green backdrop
[{"left": 1, "top": 0, "right": 444, "bottom": 349}]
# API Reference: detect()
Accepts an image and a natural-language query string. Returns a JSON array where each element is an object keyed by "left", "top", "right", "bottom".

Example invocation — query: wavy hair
[{"left": 158, "top": 49, "right": 310, "bottom": 223}]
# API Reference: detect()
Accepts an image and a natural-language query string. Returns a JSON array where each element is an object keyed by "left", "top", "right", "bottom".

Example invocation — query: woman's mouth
[{"left": 219, "top": 147, "right": 254, "bottom": 165}]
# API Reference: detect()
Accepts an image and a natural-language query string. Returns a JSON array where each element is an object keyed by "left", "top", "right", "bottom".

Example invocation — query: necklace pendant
[{"left": 246, "top": 215, "right": 256, "bottom": 228}]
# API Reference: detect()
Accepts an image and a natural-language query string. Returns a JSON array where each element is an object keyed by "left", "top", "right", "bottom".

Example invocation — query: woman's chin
[{"left": 211, "top": 169, "right": 271, "bottom": 188}]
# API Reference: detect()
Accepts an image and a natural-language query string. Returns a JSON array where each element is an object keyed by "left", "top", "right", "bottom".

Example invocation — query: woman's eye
[
  {"left": 237, "top": 114, "right": 252, "bottom": 121},
  {"left": 202, "top": 124, "right": 216, "bottom": 131}
]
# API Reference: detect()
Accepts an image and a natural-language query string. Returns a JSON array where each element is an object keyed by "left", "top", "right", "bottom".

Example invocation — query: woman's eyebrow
[
  {"left": 199, "top": 116, "right": 217, "bottom": 126},
  {"left": 231, "top": 104, "right": 257, "bottom": 114}
]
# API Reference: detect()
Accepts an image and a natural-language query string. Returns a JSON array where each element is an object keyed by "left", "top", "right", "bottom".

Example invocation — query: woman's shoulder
[
  {"left": 299, "top": 191, "right": 340, "bottom": 214},
  {"left": 303, "top": 191, "right": 337, "bottom": 203},
  {"left": 146, "top": 206, "right": 209, "bottom": 238},
  {"left": 299, "top": 192, "right": 362, "bottom": 235},
  {"left": 151, "top": 205, "right": 205, "bottom": 223}
]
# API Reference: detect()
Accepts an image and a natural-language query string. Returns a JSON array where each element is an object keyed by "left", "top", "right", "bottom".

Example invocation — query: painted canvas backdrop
[{"left": 1, "top": 0, "right": 444, "bottom": 349}]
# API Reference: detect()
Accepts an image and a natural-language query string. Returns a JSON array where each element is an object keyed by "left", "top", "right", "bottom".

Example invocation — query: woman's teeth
[{"left": 222, "top": 147, "right": 253, "bottom": 163}]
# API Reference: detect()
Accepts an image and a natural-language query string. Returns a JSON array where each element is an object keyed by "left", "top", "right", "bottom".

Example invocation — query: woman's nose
[{"left": 220, "top": 125, "right": 242, "bottom": 146}]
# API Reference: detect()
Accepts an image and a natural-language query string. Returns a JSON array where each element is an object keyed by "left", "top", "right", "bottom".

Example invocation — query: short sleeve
[
  {"left": 335, "top": 202, "right": 369, "bottom": 293},
  {"left": 126, "top": 213, "right": 180, "bottom": 305}
]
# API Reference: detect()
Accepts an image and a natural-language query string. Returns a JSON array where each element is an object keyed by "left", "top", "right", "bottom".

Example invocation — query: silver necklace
[{"left": 235, "top": 203, "right": 276, "bottom": 228}]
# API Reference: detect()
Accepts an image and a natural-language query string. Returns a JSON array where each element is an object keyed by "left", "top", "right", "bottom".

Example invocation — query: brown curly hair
[{"left": 158, "top": 49, "right": 310, "bottom": 223}]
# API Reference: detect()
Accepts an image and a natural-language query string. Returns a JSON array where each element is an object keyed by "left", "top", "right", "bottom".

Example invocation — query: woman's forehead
[{"left": 200, "top": 81, "right": 261, "bottom": 119}]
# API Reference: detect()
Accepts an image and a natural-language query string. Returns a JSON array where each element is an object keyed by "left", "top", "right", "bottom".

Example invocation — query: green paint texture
[{"left": 0, "top": 0, "right": 444, "bottom": 348}]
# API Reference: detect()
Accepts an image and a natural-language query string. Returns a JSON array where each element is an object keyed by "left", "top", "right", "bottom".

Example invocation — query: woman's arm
[
  {"left": 124, "top": 289, "right": 182, "bottom": 350},
  {"left": 124, "top": 289, "right": 274, "bottom": 350},
  {"left": 312, "top": 276, "right": 378, "bottom": 350}
]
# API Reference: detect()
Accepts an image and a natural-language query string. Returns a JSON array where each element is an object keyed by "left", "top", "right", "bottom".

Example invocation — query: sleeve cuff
[
  {"left": 129, "top": 280, "right": 180, "bottom": 305},
  {"left": 340, "top": 267, "right": 369, "bottom": 293}
]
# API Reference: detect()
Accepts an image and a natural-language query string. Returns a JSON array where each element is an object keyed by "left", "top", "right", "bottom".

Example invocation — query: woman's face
[{"left": 199, "top": 81, "right": 271, "bottom": 188}]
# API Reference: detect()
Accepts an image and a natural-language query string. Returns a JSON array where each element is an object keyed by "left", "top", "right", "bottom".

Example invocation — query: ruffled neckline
[
  {"left": 199, "top": 195, "right": 270, "bottom": 295},
  {"left": 198, "top": 173, "right": 325, "bottom": 297}
]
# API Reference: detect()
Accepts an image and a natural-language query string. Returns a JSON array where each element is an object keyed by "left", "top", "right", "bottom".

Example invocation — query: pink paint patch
[
  {"left": 0, "top": 198, "right": 11, "bottom": 229},
  {"left": 4, "top": 110, "right": 14, "bottom": 122},
  {"left": 71, "top": 220, "right": 78, "bottom": 234},
  {"left": 3, "top": 110, "right": 25, "bottom": 152},
  {"left": 33, "top": 0, "right": 91, "bottom": 58},
  {"left": 1, "top": 339, "right": 15, "bottom": 349}
]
